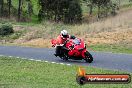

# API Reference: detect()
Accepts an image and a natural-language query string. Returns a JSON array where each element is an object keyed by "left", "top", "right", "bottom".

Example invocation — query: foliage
[
  {"left": 83, "top": 0, "right": 118, "bottom": 18},
  {"left": 38, "top": 0, "right": 82, "bottom": 23},
  {"left": 0, "top": 23, "right": 14, "bottom": 36},
  {"left": 0, "top": 0, "right": 4, "bottom": 17},
  {"left": 0, "top": 0, "right": 131, "bottom": 22}
]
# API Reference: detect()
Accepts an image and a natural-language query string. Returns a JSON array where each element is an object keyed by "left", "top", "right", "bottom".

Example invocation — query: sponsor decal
[{"left": 76, "top": 67, "right": 131, "bottom": 85}]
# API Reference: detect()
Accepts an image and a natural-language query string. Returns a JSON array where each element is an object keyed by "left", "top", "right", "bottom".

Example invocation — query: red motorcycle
[{"left": 51, "top": 37, "right": 93, "bottom": 63}]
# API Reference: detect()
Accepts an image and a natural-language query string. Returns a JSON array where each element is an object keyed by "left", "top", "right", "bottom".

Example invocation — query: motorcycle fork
[{"left": 81, "top": 50, "right": 87, "bottom": 58}]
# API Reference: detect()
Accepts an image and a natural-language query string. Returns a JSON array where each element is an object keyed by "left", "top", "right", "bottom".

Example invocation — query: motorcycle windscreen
[{"left": 73, "top": 38, "right": 81, "bottom": 45}]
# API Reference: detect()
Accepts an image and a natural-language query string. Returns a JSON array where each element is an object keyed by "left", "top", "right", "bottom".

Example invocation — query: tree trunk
[
  {"left": 27, "top": 0, "right": 33, "bottom": 17},
  {"left": 118, "top": 0, "right": 120, "bottom": 9},
  {"left": 0, "top": 0, "right": 4, "bottom": 17},
  {"left": 89, "top": 4, "right": 93, "bottom": 15},
  {"left": 18, "top": 0, "right": 21, "bottom": 21},
  {"left": 97, "top": 5, "right": 100, "bottom": 19},
  {"left": 8, "top": 0, "right": 11, "bottom": 18}
]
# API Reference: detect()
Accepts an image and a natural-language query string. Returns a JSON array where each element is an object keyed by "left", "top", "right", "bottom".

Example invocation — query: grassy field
[
  {"left": 0, "top": 56, "right": 132, "bottom": 88},
  {"left": 89, "top": 44, "right": 132, "bottom": 54}
]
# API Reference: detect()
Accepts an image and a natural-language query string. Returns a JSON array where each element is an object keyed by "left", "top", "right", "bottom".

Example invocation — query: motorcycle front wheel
[
  {"left": 85, "top": 51, "right": 93, "bottom": 63},
  {"left": 60, "top": 53, "right": 69, "bottom": 61}
]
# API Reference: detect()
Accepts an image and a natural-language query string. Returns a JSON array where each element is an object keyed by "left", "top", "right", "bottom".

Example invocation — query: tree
[
  {"left": 0, "top": 0, "right": 4, "bottom": 17},
  {"left": 118, "top": 0, "right": 120, "bottom": 8},
  {"left": 27, "top": 0, "right": 33, "bottom": 16},
  {"left": 18, "top": 0, "right": 22, "bottom": 21},
  {"left": 129, "top": 0, "right": 132, "bottom": 2},
  {"left": 38, "top": 0, "right": 82, "bottom": 23},
  {"left": 93, "top": 0, "right": 111, "bottom": 18},
  {"left": 7, "top": 0, "right": 11, "bottom": 18},
  {"left": 83, "top": 0, "right": 95, "bottom": 15},
  {"left": 64, "top": 0, "right": 82, "bottom": 23}
]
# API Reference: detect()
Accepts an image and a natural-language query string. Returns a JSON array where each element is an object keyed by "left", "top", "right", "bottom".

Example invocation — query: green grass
[
  {"left": 0, "top": 29, "right": 27, "bottom": 42},
  {"left": 0, "top": 56, "right": 131, "bottom": 88},
  {"left": 89, "top": 44, "right": 132, "bottom": 54}
]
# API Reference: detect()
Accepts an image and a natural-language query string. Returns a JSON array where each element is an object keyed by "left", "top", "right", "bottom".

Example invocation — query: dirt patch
[
  {"left": 21, "top": 38, "right": 51, "bottom": 48},
  {"left": 4, "top": 9, "right": 132, "bottom": 48},
  {"left": 21, "top": 28, "right": 132, "bottom": 48},
  {"left": 13, "top": 25, "right": 26, "bottom": 31},
  {"left": 86, "top": 28, "right": 132, "bottom": 46}
]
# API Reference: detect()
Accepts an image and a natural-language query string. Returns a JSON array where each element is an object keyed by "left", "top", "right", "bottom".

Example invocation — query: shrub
[
  {"left": 0, "top": 23, "right": 14, "bottom": 36},
  {"left": 38, "top": 0, "right": 82, "bottom": 23}
]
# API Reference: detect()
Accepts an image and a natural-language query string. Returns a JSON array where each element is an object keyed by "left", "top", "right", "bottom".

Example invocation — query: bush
[
  {"left": 0, "top": 23, "right": 14, "bottom": 36},
  {"left": 38, "top": 0, "right": 82, "bottom": 23}
]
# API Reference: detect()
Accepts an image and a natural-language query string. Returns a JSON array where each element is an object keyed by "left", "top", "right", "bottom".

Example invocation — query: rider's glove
[{"left": 52, "top": 45, "right": 55, "bottom": 47}]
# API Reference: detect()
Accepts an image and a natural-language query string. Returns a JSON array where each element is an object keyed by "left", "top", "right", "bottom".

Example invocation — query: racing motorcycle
[{"left": 51, "top": 36, "right": 93, "bottom": 63}]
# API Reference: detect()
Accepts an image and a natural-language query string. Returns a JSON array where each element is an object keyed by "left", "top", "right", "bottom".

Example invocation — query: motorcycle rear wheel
[
  {"left": 85, "top": 51, "right": 93, "bottom": 63},
  {"left": 62, "top": 56, "right": 68, "bottom": 61}
]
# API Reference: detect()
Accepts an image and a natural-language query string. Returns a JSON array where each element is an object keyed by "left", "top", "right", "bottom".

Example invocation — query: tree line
[
  {"left": 38, "top": 0, "right": 82, "bottom": 23},
  {"left": 0, "top": 0, "right": 129, "bottom": 23},
  {"left": 0, "top": 0, "right": 33, "bottom": 21},
  {"left": 83, "top": 0, "right": 119, "bottom": 18}
]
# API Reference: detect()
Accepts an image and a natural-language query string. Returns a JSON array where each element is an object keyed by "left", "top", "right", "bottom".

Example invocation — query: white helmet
[{"left": 61, "top": 30, "right": 68, "bottom": 38}]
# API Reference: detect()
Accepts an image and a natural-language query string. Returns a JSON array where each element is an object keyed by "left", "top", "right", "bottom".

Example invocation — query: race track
[{"left": 0, "top": 45, "right": 132, "bottom": 72}]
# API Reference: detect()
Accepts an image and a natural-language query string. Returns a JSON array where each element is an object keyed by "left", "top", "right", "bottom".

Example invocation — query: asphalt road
[{"left": 0, "top": 45, "right": 132, "bottom": 72}]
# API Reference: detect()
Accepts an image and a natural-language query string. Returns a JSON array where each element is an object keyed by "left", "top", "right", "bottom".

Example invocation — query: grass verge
[
  {"left": 0, "top": 56, "right": 131, "bottom": 88},
  {"left": 89, "top": 44, "right": 132, "bottom": 54}
]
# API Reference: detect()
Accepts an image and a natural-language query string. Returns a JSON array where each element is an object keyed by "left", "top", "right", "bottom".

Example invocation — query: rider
[{"left": 54, "top": 30, "right": 70, "bottom": 56}]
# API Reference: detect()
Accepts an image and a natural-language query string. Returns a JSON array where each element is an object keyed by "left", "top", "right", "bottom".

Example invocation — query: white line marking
[
  {"left": 35, "top": 60, "right": 41, "bottom": 62},
  {"left": 0, "top": 55, "right": 3, "bottom": 56},
  {"left": 60, "top": 63, "right": 64, "bottom": 65},
  {"left": 29, "top": 59, "right": 34, "bottom": 60},
  {"left": 22, "top": 58, "right": 27, "bottom": 59},
  {"left": 67, "top": 64, "right": 71, "bottom": 66},
  {"left": 0, "top": 55, "right": 72, "bottom": 66},
  {"left": 45, "top": 61, "right": 48, "bottom": 62},
  {"left": 9, "top": 56, "right": 13, "bottom": 58}
]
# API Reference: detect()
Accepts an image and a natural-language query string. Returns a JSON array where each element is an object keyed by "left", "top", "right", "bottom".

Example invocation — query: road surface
[{"left": 0, "top": 45, "right": 132, "bottom": 72}]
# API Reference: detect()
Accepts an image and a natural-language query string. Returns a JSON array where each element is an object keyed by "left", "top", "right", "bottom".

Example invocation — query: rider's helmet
[{"left": 61, "top": 30, "right": 68, "bottom": 38}]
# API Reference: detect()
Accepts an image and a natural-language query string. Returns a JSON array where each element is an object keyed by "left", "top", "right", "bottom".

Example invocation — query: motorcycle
[{"left": 51, "top": 37, "right": 93, "bottom": 63}]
